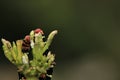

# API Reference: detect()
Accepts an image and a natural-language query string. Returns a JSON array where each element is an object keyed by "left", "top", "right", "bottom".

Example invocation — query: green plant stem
[{"left": 26, "top": 76, "right": 38, "bottom": 80}]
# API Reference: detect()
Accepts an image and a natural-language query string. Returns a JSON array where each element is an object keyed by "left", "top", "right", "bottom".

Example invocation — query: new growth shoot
[{"left": 1, "top": 28, "right": 58, "bottom": 80}]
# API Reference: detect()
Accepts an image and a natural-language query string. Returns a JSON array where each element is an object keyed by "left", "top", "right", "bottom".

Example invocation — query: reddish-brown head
[
  {"left": 34, "top": 28, "right": 44, "bottom": 34},
  {"left": 24, "top": 35, "right": 30, "bottom": 42}
]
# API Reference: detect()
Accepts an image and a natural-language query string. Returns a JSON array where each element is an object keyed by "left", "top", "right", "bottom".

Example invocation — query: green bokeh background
[{"left": 0, "top": 0, "right": 120, "bottom": 80}]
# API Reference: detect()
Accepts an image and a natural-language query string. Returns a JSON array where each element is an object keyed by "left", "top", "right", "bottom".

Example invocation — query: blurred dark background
[{"left": 0, "top": 0, "right": 120, "bottom": 80}]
